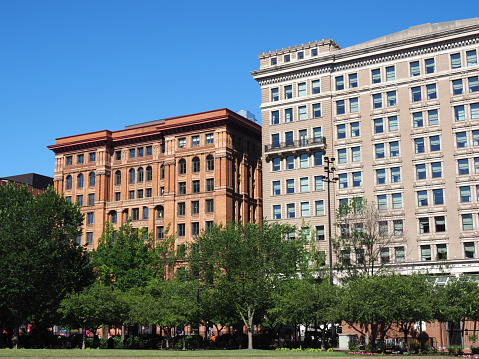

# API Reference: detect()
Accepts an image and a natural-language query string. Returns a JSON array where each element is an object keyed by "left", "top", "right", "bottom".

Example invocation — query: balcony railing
[{"left": 264, "top": 136, "right": 326, "bottom": 154}]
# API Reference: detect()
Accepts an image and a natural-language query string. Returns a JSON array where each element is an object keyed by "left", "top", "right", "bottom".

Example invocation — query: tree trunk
[
  {"left": 364, "top": 324, "right": 370, "bottom": 346},
  {"left": 82, "top": 326, "right": 87, "bottom": 350},
  {"left": 121, "top": 324, "right": 125, "bottom": 342},
  {"left": 247, "top": 310, "right": 254, "bottom": 350},
  {"left": 12, "top": 321, "right": 19, "bottom": 349}
]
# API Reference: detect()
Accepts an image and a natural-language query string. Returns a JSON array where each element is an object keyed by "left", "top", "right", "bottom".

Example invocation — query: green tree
[
  {"left": 0, "top": 183, "right": 93, "bottom": 348},
  {"left": 187, "top": 221, "right": 311, "bottom": 349},
  {"left": 333, "top": 198, "right": 394, "bottom": 279}
]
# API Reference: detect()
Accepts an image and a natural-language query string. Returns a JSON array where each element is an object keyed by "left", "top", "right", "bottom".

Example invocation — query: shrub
[
  {"left": 446, "top": 345, "right": 464, "bottom": 356},
  {"left": 471, "top": 346, "right": 479, "bottom": 354}
]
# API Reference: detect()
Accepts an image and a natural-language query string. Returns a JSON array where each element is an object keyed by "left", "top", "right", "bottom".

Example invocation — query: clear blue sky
[{"left": 1, "top": 0, "right": 477, "bottom": 178}]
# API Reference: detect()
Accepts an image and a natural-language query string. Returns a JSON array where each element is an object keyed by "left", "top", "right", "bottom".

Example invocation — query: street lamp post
[{"left": 321, "top": 156, "right": 338, "bottom": 286}]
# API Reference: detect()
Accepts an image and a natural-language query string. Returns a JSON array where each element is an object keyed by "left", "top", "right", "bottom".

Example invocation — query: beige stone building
[
  {"left": 48, "top": 108, "right": 262, "bottom": 249},
  {"left": 252, "top": 18, "right": 479, "bottom": 274}
]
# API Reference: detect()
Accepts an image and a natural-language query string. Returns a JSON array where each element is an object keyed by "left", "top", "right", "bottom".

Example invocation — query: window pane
[
  {"left": 376, "top": 169, "right": 385, "bottom": 184},
  {"left": 336, "top": 76, "right": 344, "bottom": 90},
  {"left": 427, "top": 84, "right": 437, "bottom": 99},
  {"left": 337, "top": 100, "right": 345, "bottom": 115},
  {"left": 390, "top": 141, "right": 399, "bottom": 157},
  {"left": 415, "top": 138, "right": 425, "bottom": 153},
  {"left": 285, "top": 108, "right": 293, "bottom": 122},
  {"left": 425, "top": 58, "right": 435, "bottom": 73},
  {"left": 412, "top": 87, "right": 421, "bottom": 102},
  {"left": 458, "top": 158, "right": 469, "bottom": 175},
  {"left": 455, "top": 105, "right": 465, "bottom": 121},
  {"left": 428, "top": 109, "right": 439, "bottom": 125},
  {"left": 432, "top": 162, "right": 442, "bottom": 178},
  {"left": 413, "top": 112, "right": 423, "bottom": 128},
  {"left": 387, "top": 91, "right": 397, "bottom": 106},
  {"left": 469, "top": 76, "right": 479, "bottom": 92},
  {"left": 416, "top": 164, "right": 426, "bottom": 180},
  {"left": 417, "top": 191, "right": 428, "bottom": 206},
  {"left": 298, "top": 106, "right": 307, "bottom": 120},
  {"left": 451, "top": 53, "right": 461, "bottom": 69},
  {"left": 388, "top": 116, "right": 398, "bottom": 131},
  {"left": 298, "top": 82, "right": 306, "bottom": 96},
  {"left": 456, "top": 132, "right": 467, "bottom": 148},
  {"left": 453, "top": 79, "right": 463, "bottom": 95},
  {"left": 467, "top": 50, "right": 478, "bottom": 66},
  {"left": 373, "top": 94, "right": 382, "bottom": 108},
  {"left": 351, "top": 122, "right": 360, "bottom": 137},
  {"left": 350, "top": 98, "right": 359, "bottom": 112},
  {"left": 372, "top": 69, "right": 381, "bottom": 84},
  {"left": 374, "top": 118, "right": 383, "bottom": 133},
  {"left": 349, "top": 73, "right": 358, "bottom": 88},
  {"left": 375, "top": 143, "right": 385, "bottom": 159},
  {"left": 410, "top": 61, "right": 420, "bottom": 76},
  {"left": 386, "top": 66, "right": 395, "bottom": 81}
]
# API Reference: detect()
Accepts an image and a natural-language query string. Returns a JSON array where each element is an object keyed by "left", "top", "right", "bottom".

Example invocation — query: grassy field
[{"left": 0, "top": 349, "right": 440, "bottom": 359}]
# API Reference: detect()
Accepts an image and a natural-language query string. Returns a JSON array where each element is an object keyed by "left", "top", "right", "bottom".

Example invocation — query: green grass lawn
[{"left": 0, "top": 349, "right": 440, "bottom": 359}]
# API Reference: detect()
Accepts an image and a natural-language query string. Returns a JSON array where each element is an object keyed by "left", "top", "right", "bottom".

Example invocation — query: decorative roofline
[{"left": 257, "top": 38, "right": 341, "bottom": 58}]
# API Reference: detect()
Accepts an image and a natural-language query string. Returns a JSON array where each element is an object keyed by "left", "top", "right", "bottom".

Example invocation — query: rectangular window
[
  {"left": 178, "top": 202, "right": 185, "bottom": 216},
  {"left": 146, "top": 146, "right": 152, "bottom": 156},
  {"left": 206, "top": 133, "right": 214, "bottom": 144},
  {"left": 387, "top": 91, "right": 397, "bottom": 106},
  {"left": 192, "top": 180, "right": 200, "bottom": 193},
  {"left": 86, "top": 232, "right": 93, "bottom": 245},
  {"left": 287, "top": 203, "right": 295, "bottom": 218},
  {"left": 465, "top": 242, "right": 476, "bottom": 258},
  {"left": 338, "top": 148, "right": 347, "bottom": 163},
  {"left": 433, "top": 188, "right": 444, "bottom": 205},
  {"left": 336, "top": 76, "right": 344, "bottom": 91},
  {"left": 77, "top": 154, "right": 84, "bottom": 164},
  {"left": 458, "top": 158, "right": 469, "bottom": 175},
  {"left": 353, "top": 172, "right": 362, "bottom": 187},
  {"left": 311, "top": 48, "right": 318, "bottom": 56},
  {"left": 301, "top": 202, "right": 310, "bottom": 217},
  {"left": 312, "top": 80, "right": 320, "bottom": 94},
  {"left": 430, "top": 136, "right": 440, "bottom": 151},
  {"left": 395, "top": 247, "right": 405, "bottom": 263},
  {"left": 351, "top": 147, "right": 361, "bottom": 162},
  {"left": 128, "top": 191, "right": 134, "bottom": 200},
  {"left": 300, "top": 153, "right": 308, "bottom": 168},
  {"left": 66, "top": 156, "right": 72, "bottom": 166},
  {"left": 419, "top": 218, "right": 430, "bottom": 234},
  {"left": 336, "top": 100, "right": 345, "bottom": 115},
  {"left": 284, "top": 54, "right": 290, "bottom": 62},
  {"left": 392, "top": 193, "right": 402, "bottom": 209},
  {"left": 284, "top": 85, "right": 292, "bottom": 99},
  {"left": 376, "top": 169, "right": 386, "bottom": 184},
  {"left": 313, "top": 103, "right": 321, "bottom": 118},
  {"left": 271, "top": 87, "right": 279, "bottom": 101},
  {"left": 298, "top": 82, "right": 306, "bottom": 97},
  {"left": 453, "top": 79, "right": 463, "bottom": 95},
  {"left": 375, "top": 143, "right": 385, "bottom": 159},
  {"left": 131, "top": 208, "right": 139, "bottom": 221},
  {"left": 372, "top": 69, "right": 381, "bottom": 84},
  {"left": 472, "top": 103, "right": 479, "bottom": 119},
  {"left": 339, "top": 173, "right": 348, "bottom": 189},
  {"left": 89, "top": 152, "right": 96, "bottom": 162},
  {"left": 457, "top": 132, "right": 467, "bottom": 148},
  {"left": 390, "top": 141, "right": 400, "bottom": 157},
  {"left": 315, "top": 200, "right": 324, "bottom": 215},
  {"left": 314, "top": 151, "right": 322, "bottom": 166},
  {"left": 206, "top": 178, "right": 214, "bottom": 192},
  {"left": 386, "top": 66, "right": 395, "bottom": 81},
  {"left": 178, "top": 182, "right": 186, "bottom": 195},
  {"left": 425, "top": 58, "right": 435, "bottom": 73},
  {"left": 192, "top": 135, "right": 200, "bottom": 146},
  {"left": 427, "top": 84, "right": 437, "bottom": 99},
  {"left": 314, "top": 176, "right": 323, "bottom": 191},
  {"left": 391, "top": 167, "right": 401, "bottom": 183},
  {"left": 415, "top": 138, "right": 425, "bottom": 154},
  {"left": 271, "top": 111, "right": 279, "bottom": 125},
  {"left": 462, "top": 214, "right": 473, "bottom": 231},
  {"left": 272, "top": 181, "right": 281, "bottom": 195},
  {"left": 205, "top": 199, "right": 214, "bottom": 213},
  {"left": 432, "top": 162, "right": 442, "bottom": 178},
  {"left": 473, "top": 130, "right": 479, "bottom": 146},
  {"left": 467, "top": 50, "right": 478, "bottom": 66},
  {"left": 137, "top": 189, "right": 143, "bottom": 199},
  {"left": 417, "top": 190, "right": 428, "bottom": 207},
  {"left": 412, "top": 86, "right": 421, "bottom": 102},
  {"left": 157, "top": 226, "right": 164, "bottom": 240},
  {"left": 178, "top": 138, "right": 186, "bottom": 148},
  {"left": 451, "top": 53, "right": 461, "bottom": 69},
  {"left": 313, "top": 127, "right": 322, "bottom": 142},
  {"left": 373, "top": 94, "right": 382, "bottom": 108},
  {"left": 285, "top": 108, "right": 293, "bottom": 123},
  {"left": 381, "top": 248, "right": 390, "bottom": 264},
  {"left": 137, "top": 148, "right": 144, "bottom": 157},
  {"left": 476, "top": 158, "right": 479, "bottom": 173},
  {"left": 379, "top": 221, "right": 388, "bottom": 236},
  {"left": 410, "top": 61, "right": 420, "bottom": 76},
  {"left": 115, "top": 151, "right": 121, "bottom": 161},
  {"left": 77, "top": 195, "right": 83, "bottom": 207},
  {"left": 460, "top": 186, "right": 471, "bottom": 202},
  {"left": 115, "top": 192, "right": 121, "bottom": 201},
  {"left": 388, "top": 116, "right": 398, "bottom": 131},
  {"left": 337, "top": 124, "right": 346, "bottom": 139},
  {"left": 191, "top": 201, "right": 200, "bottom": 215},
  {"left": 272, "top": 157, "right": 281, "bottom": 171},
  {"left": 428, "top": 109, "right": 439, "bottom": 125},
  {"left": 377, "top": 195, "right": 387, "bottom": 210},
  {"left": 300, "top": 177, "right": 309, "bottom": 192},
  {"left": 287, "top": 179, "right": 295, "bottom": 193},
  {"left": 416, "top": 164, "right": 426, "bottom": 180},
  {"left": 143, "top": 207, "right": 149, "bottom": 220},
  {"left": 177, "top": 224, "right": 185, "bottom": 237},
  {"left": 298, "top": 106, "right": 307, "bottom": 120},
  {"left": 435, "top": 216, "right": 446, "bottom": 232},
  {"left": 286, "top": 155, "right": 294, "bottom": 169},
  {"left": 146, "top": 188, "right": 152, "bottom": 198},
  {"left": 273, "top": 205, "right": 281, "bottom": 220},
  {"left": 469, "top": 76, "right": 479, "bottom": 92},
  {"left": 421, "top": 245, "right": 432, "bottom": 261},
  {"left": 413, "top": 112, "right": 423, "bottom": 128},
  {"left": 87, "top": 212, "right": 94, "bottom": 225},
  {"left": 351, "top": 122, "right": 360, "bottom": 137},
  {"left": 271, "top": 57, "right": 277, "bottom": 65},
  {"left": 271, "top": 134, "right": 280, "bottom": 148},
  {"left": 394, "top": 220, "right": 404, "bottom": 236},
  {"left": 349, "top": 73, "right": 358, "bottom": 88},
  {"left": 88, "top": 193, "right": 95, "bottom": 206},
  {"left": 374, "top": 118, "right": 384, "bottom": 134},
  {"left": 455, "top": 105, "right": 465, "bottom": 121},
  {"left": 316, "top": 225, "right": 325, "bottom": 241},
  {"left": 350, "top": 98, "right": 359, "bottom": 112}
]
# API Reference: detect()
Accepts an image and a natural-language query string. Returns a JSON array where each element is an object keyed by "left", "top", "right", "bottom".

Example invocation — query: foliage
[
  {"left": 91, "top": 222, "right": 176, "bottom": 291},
  {"left": 187, "top": 221, "right": 312, "bottom": 349},
  {"left": 0, "top": 183, "right": 93, "bottom": 345},
  {"left": 333, "top": 198, "right": 394, "bottom": 279}
]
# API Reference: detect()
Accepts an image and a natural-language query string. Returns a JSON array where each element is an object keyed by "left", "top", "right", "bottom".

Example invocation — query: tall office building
[
  {"left": 48, "top": 108, "right": 262, "bottom": 249},
  {"left": 252, "top": 18, "right": 479, "bottom": 273}
]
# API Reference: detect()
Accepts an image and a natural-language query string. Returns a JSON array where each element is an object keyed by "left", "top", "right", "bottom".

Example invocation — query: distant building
[
  {"left": 1, "top": 173, "right": 53, "bottom": 196},
  {"left": 252, "top": 18, "right": 479, "bottom": 274},
  {"left": 48, "top": 108, "right": 262, "bottom": 249}
]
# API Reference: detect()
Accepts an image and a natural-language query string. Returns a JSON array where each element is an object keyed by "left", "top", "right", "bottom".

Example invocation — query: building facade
[
  {"left": 252, "top": 18, "right": 479, "bottom": 273},
  {"left": 1, "top": 173, "right": 53, "bottom": 196},
  {"left": 48, "top": 108, "right": 262, "bottom": 249}
]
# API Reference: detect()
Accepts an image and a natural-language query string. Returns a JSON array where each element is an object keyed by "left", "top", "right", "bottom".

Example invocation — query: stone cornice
[{"left": 257, "top": 39, "right": 340, "bottom": 58}]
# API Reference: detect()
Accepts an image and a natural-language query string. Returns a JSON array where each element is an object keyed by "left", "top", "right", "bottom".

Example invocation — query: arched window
[
  {"left": 89, "top": 172, "right": 96, "bottom": 187},
  {"left": 77, "top": 174, "right": 84, "bottom": 188},
  {"left": 192, "top": 157, "right": 200, "bottom": 173},
  {"left": 160, "top": 165, "right": 165, "bottom": 180},
  {"left": 115, "top": 170, "right": 121, "bottom": 185},
  {"left": 66, "top": 175, "right": 72, "bottom": 190},
  {"left": 157, "top": 205, "right": 164, "bottom": 218},
  {"left": 206, "top": 155, "right": 214, "bottom": 171},
  {"left": 178, "top": 159, "right": 186, "bottom": 175},
  {"left": 138, "top": 167, "right": 144, "bottom": 182},
  {"left": 129, "top": 169, "right": 135, "bottom": 184},
  {"left": 146, "top": 166, "right": 152, "bottom": 181}
]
